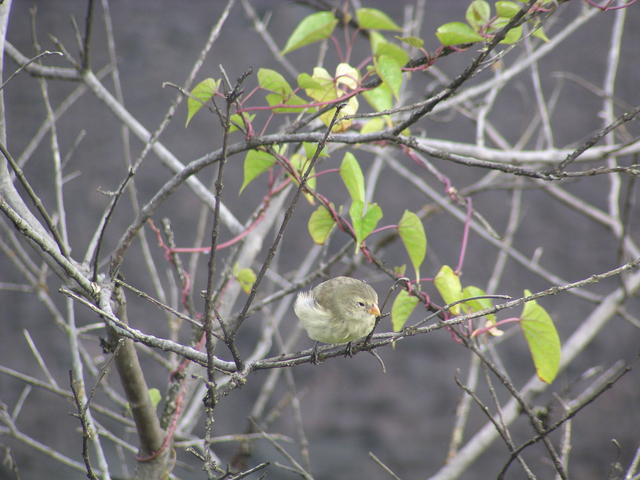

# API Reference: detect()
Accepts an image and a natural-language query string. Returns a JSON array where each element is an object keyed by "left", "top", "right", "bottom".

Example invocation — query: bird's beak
[{"left": 369, "top": 304, "right": 381, "bottom": 317}]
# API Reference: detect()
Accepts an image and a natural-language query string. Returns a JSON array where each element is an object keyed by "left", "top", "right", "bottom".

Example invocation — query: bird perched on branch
[{"left": 294, "top": 276, "right": 380, "bottom": 346}]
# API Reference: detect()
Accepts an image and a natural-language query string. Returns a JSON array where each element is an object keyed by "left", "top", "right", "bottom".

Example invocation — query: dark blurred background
[{"left": 1, "top": 1, "right": 639, "bottom": 479}]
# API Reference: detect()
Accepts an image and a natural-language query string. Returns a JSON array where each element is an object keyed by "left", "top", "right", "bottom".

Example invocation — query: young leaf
[
  {"left": 435, "top": 22, "right": 484, "bottom": 46},
  {"left": 228, "top": 113, "right": 255, "bottom": 133},
  {"left": 368, "top": 30, "right": 387, "bottom": 55},
  {"left": 398, "top": 210, "right": 427, "bottom": 281},
  {"left": 258, "top": 68, "right": 293, "bottom": 95},
  {"left": 349, "top": 201, "right": 382, "bottom": 251},
  {"left": 361, "top": 203, "right": 383, "bottom": 240},
  {"left": 393, "top": 264, "right": 407, "bottom": 277},
  {"left": 148, "top": 388, "right": 161, "bottom": 409},
  {"left": 297, "top": 72, "right": 323, "bottom": 89},
  {"left": 240, "top": 150, "right": 275, "bottom": 193},
  {"left": 356, "top": 7, "right": 402, "bottom": 31},
  {"left": 340, "top": 152, "right": 365, "bottom": 204},
  {"left": 360, "top": 116, "right": 388, "bottom": 134},
  {"left": 495, "top": 1, "right": 521, "bottom": 18},
  {"left": 349, "top": 200, "right": 365, "bottom": 250},
  {"left": 335, "top": 62, "right": 360, "bottom": 91},
  {"left": 289, "top": 153, "right": 316, "bottom": 204},
  {"left": 434, "top": 265, "right": 463, "bottom": 314},
  {"left": 391, "top": 289, "right": 420, "bottom": 332},
  {"left": 235, "top": 267, "right": 257, "bottom": 294},
  {"left": 500, "top": 24, "right": 522, "bottom": 44},
  {"left": 375, "top": 40, "right": 410, "bottom": 67},
  {"left": 299, "top": 67, "right": 335, "bottom": 101},
  {"left": 520, "top": 290, "right": 561, "bottom": 384},
  {"left": 186, "top": 78, "right": 219, "bottom": 127},
  {"left": 363, "top": 82, "right": 393, "bottom": 112},
  {"left": 532, "top": 24, "right": 550, "bottom": 42},
  {"left": 491, "top": 18, "right": 522, "bottom": 44},
  {"left": 462, "top": 286, "right": 502, "bottom": 336},
  {"left": 461, "top": 285, "right": 496, "bottom": 322},
  {"left": 282, "top": 11, "right": 338, "bottom": 55},
  {"left": 395, "top": 36, "right": 424, "bottom": 49},
  {"left": 308, "top": 205, "right": 336, "bottom": 244},
  {"left": 128, "top": 388, "right": 162, "bottom": 416},
  {"left": 466, "top": 0, "right": 491, "bottom": 30},
  {"left": 302, "top": 142, "right": 328, "bottom": 159},
  {"left": 375, "top": 55, "right": 403, "bottom": 100},
  {"left": 319, "top": 95, "right": 358, "bottom": 132}
]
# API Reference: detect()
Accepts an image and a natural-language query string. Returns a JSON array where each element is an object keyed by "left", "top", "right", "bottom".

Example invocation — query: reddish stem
[
  {"left": 471, "top": 317, "right": 520, "bottom": 337},
  {"left": 455, "top": 197, "right": 472, "bottom": 275},
  {"left": 330, "top": 35, "right": 345, "bottom": 63},
  {"left": 584, "top": 0, "right": 637, "bottom": 10}
]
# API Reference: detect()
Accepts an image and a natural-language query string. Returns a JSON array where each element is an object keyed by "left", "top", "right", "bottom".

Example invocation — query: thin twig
[
  {"left": 369, "top": 451, "right": 403, "bottom": 480},
  {"left": 0, "top": 142, "right": 69, "bottom": 257},
  {"left": 80, "top": 0, "right": 95, "bottom": 71},
  {"left": 497, "top": 360, "right": 630, "bottom": 478},
  {"left": 231, "top": 104, "right": 348, "bottom": 338},
  {"left": 69, "top": 370, "right": 99, "bottom": 480}
]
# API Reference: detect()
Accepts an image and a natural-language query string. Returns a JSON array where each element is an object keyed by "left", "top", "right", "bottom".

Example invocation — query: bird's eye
[{"left": 356, "top": 301, "right": 366, "bottom": 307}]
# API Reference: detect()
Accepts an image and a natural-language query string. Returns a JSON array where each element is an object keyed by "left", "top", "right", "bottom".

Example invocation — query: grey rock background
[{"left": 1, "top": 1, "right": 639, "bottom": 479}]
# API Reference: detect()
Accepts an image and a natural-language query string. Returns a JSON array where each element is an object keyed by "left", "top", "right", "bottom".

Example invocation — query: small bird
[{"left": 294, "top": 276, "right": 381, "bottom": 345}]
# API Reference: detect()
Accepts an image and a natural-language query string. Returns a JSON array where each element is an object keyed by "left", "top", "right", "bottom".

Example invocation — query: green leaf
[
  {"left": 302, "top": 142, "right": 328, "bottom": 159},
  {"left": 495, "top": 1, "right": 521, "bottom": 18},
  {"left": 349, "top": 200, "right": 365, "bottom": 249},
  {"left": 491, "top": 18, "right": 522, "bottom": 44},
  {"left": 128, "top": 388, "right": 161, "bottom": 416},
  {"left": 340, "top": 152, "right": 365, "bottom": 204},
  {"left": 186, "top": 78, "right": 220, "bottom": 127},
  {"left": 300, "top": 67, "right": 336, "bottom": 102},
  {"left": 369, "top": 30, "right": 386, "bottom": 54},
  {"left": 335, "top": 63, "right": 360, "bottom": 91},
  {"left": 297, "top": 72, "right": 323, "bottom": 89},
  {"left": 308, "top": 205, "right": 336, "bottom": 244},
  {"left": 361, "top": 202, "right": 383, "bottom": 239},
  {"left": 461, "top": 285, "right": 496, "bottom": 322},
  {"left": 360, "top": 116, "right": 388, "bottom": 134},
  {"left": 532, "top": 24, "right": 550, "bottom": 42},
  {"left": 356, "top": 7, "right": 402, "bottom": 31},
  {"left": 258, "top": 68, "right": 293, "bottom": 95},
  {"left": 282, "top": 11, "right": 338, "bottom": 55},
  {"left": 391, "top": 289, "right": 420, "bottom": 332},
  {"left": 235, "top": 267, "right": 257, "bottom": 294},
  {"left": 435, "top": 22, "right": 484, "bottom": 46},
  {"left": 320, "top": 94, "right": 358, "bottom": 132},
  {"left": 349, "top": 201, "right": 383, "bottom": 251},
  {"left": 393, "top": 264, "right": 407, "bottom": 277},
  {"left": 395, "top": 35, "right": 424, "bottom": 49},
  {"left": 500, "top": 24, "right": 522, "bottom": 44},
  {"left": 466, "top": 0, "right": 491, "bottom": 30},
  {"left": 148, "top": 388, "right": 161, "bottom": 409},
  {"left": 375, "top": 55, "right": 403, "bottom": 100},
  {"left": 434, "top": 265, "right": 463, "bottom": 314},
  {"left": 520, "top": 290, "right": 561, "bottom": 384},
  {"left": 363, "top": 82, "right": 393, "bottom": 112},
  {"left": 289, "top": 153, "right": 316, "bottom": 193},
  {"left": 240, "top": 150, "right": 276, "bottom": 193},
  {"left": 375, "top": 41, "right": 410, "bottom": 68},
  {"left": 398, "top": 210, "right": 427, "bottom": 281},
  {"left": 228, "top": 113, "right": 255, "bottom": 133}
]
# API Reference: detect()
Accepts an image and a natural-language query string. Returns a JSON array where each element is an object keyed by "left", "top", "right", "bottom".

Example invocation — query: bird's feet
[
  {"left": 344, "top": 341, "right": 354, "bottom": 357},
  {"left": 310, "top": 342, "right": 321, "bottom": 365}
]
